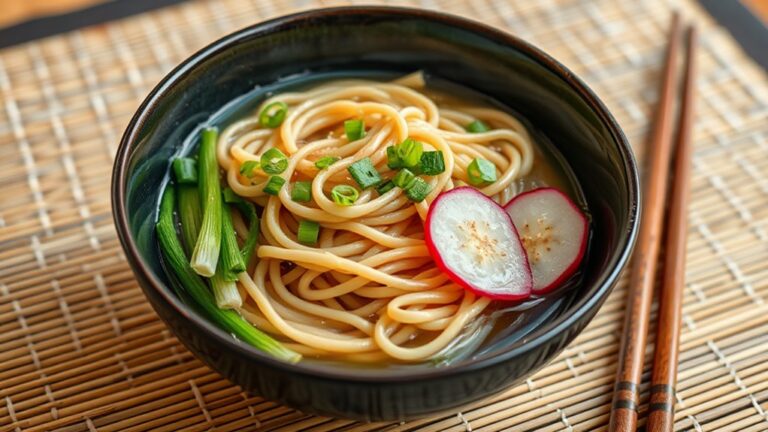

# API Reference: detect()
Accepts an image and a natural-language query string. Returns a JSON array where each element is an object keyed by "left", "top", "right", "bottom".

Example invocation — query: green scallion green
[
  {"left": 314, "top": 156, "right": 340, "bottom": 170},
  {"left": 259, "top": 101, "right": 288, "bottom": 128},
  {"left": 190, "top": 127, "right": 222, "bottom": 277},
  {"left": 222, "top": 188, "right": 259, "bottom": 265},
  {"left": 291, "top": 181, "right": 312, "bottom": 202},
  {"left": 173, "top": 158, "right": 198, "bottom": 184},
  {"left": 297, "top": 220, "right": 320, "bottom": 245},
  {"left": 376, "top": 180, "right": 395, "bottom": 195},
  {"left": 220, "top": 201, "right": 246, "bottom": 281},
  {"left": 330, "top": 185, "right": 359, "bottom": 206},
  {"left": 344, "top": 119, "right": 365, "bottom": 141},
  {"left": 420, "top": 151, "right": 445, "bottom": 175},
  {"left": 404, "top": 177, "right": 432, "bottom": 202},
  {"left": 396, "top": 138, "right": 423, "bottom": 169},
  {"left": 467, "top": 158, "right": 497, "bottom": 185},
  {"left": 393, "top": 168, "right": 416, "bottom": 189},
  {"left": 239, "top": 160, "right": 261, "bottom": 178},
  {"left": 156, "top": 187, "right": 300, "bottom": 363},
  {"left": 263, "top": 175, "right": 286, "bottom": 195},
  {"left": 260, "top": 148, "right": 288, "bottom": 175},
  {"left": 466, "top": 120, "right": 491, "bottom": 133},
  {"left": 347, "top": 157, "right": 381, "bottom": 189},
  {"left": 177, "top": 184, "right": 202, "bottom": 256},
  {"left": 386, "top": 146, "right": 402, "bottom": 170}
]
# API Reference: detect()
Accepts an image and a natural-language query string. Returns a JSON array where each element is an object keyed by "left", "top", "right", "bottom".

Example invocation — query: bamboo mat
[{"left": 1, "top": 0, "right": 767, "bottom": 430}]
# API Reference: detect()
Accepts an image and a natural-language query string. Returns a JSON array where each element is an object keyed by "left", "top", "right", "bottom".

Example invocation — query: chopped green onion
[
  {"left": 239, "top": 160, "right": 261, "bottom": 178},
  {"left": 259, "top": 101, "right": 288, "bottom": 128},
  {"left": 223, "top": 188, "right": 260, "bottom": 265},
  {"left": 263, "top": 176, "right": 286, "bottom": 195},
  {"left": 404, "top": 177, "right": 432, "bottom": 202},
  {"left": 386, "top": 146, "right": 402, "bottom": 170},
  {"left": 396, "top": 138, "right": 423, "bottom": 169},
  {"left": 220, "top": 201, "right": 246, "bottom": 280},
  {"left": 347, "top": 157, "right": 381, "bottom": 189},
  {"left": 344, "top": 119, "right": 366, "bottom": 141},
  {"left": 314, "top": 156, "right": 339, "bottom": 170},
  {"left": 393, "top": 168, "right": 416, "bottom": 189},
  {"left": 260, "top": 148, "right": 288, "bottom": 174},
  {"left": 420, "top": 151, "right": 445, "bottom": 175},
  {"left": 156, "top": 187, "right": 300, "bottom": 363},
  {"left": 331, "top": 185, "right": 359, "bottom": 206},
  {"left": 173, "top": 158, "right": 198, "bottom": 184},
  {"left": 297, "top": 220, "right": 320, "bottom": 245},
  {"left": 466, "top": 120, "right": 491, "bottom": 133},
  {"left": 177, "top": 184, "right": 202, "bottom": 256},
  {"left": 190, "top": 127, "right": 222, "bottom": 277},
  {"left": 291, "top": 181, "right": 312, "bottom": 202},
  {"left": 376, "top": 180, "right": 395, "bottom": 195},
  {"left": 467, "top": 158, "right": 497, "bottom": 185}
]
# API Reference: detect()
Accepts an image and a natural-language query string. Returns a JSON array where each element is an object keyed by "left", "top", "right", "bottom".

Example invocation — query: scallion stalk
[
  {"left": 210, "top": 266, "right": 242, "bottom": 309},
  {"left": 177, "top": 184, "right": 202, "bottom": 256},
  {"left": 223, "top": 188, "right": 260, "bottom": 266},
  {"left": 156, "top": 186, "right": 300, "bottom": 363},
  {"left": 220, "top": 200, "right": 246, "bottom": 280},
  {"left": 190, "top": 127, "right": 222, "bottom": 277}
]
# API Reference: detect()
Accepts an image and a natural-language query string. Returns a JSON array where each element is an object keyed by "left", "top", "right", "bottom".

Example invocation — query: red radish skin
[
  {"left": 425, "top": 187, "right": 533, "bottom": 300},
  {"left": 504, "top": 187, "right": 588, "bottom": 294}
]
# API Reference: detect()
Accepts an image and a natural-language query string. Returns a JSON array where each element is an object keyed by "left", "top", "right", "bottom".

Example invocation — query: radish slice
[
  {"left": 425, "top": 187, "right": 532, "bottom": 300},
  {"left": 504, "top": 187, "right": 588, "bottom": 294}
]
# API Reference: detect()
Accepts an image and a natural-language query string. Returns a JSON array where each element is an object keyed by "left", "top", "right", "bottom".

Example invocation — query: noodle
[{"left": 218, "top": 72, "right": 534, "bottom": 362}]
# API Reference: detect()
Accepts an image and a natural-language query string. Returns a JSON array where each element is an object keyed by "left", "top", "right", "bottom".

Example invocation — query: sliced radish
[
  {"left": 425, "top": 187, "right": 532, "bottom": 300},
  {"left": 504, "top": 187, "right": 588, "bottom": 294}
]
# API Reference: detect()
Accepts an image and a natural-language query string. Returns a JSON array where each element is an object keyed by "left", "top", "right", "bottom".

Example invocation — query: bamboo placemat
[{"left": 1, "top": 0, "right": 767, "bottom": 430}]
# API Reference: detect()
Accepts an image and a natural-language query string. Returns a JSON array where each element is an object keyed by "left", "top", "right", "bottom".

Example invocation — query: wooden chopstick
[
  {"left": 608, "top": 12, "right": 682, "bottom": 432},
  {"left": 646, "top": 25, "right": 697, "bottom": 432}
]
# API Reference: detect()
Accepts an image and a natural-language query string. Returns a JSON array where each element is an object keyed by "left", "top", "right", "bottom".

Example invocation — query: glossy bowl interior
[{"left": 112, "top": 7, "right": 639, "bottom": 421}]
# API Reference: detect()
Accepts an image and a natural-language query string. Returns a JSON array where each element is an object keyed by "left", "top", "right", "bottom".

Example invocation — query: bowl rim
[{"left": 112, "top": 5, "right": 640, "bottom": 383}]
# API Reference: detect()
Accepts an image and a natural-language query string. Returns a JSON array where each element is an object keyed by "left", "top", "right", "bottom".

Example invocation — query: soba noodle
[{"left": 216, "top": 72, "right": 534, "bottom": 362}]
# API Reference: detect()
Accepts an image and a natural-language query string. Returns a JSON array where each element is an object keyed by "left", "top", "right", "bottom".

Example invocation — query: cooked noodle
[{"left": 216, "top": 72, "right": 534, "bottom": 362}]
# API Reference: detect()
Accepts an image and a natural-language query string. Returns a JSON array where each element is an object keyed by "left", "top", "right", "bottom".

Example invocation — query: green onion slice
[
  {"left": 344, "top": 119, "right": 366, "bottom": 141},
  {"left": 314, "top": 156, "right": 340, "bottom": 170},
  {"left": 347, "top": 157, "right": 382, "bottom": 189},
  {"left": 263, "top": 176, "right": 286, "bottom": 195},
  {"left": 467, "top": 158, "right": 497, "bottom": 185},
  {"left": 297, "top": 220, "right": 320, "bottom": 245},
  {"left": 259, "top": 101, "right": 288, "bottom": 128},
  {"left": 420, "top": 151, "right": 445, "bottom": 175},
  {"left": 331, "top": 185, "right": 359, "bottom": 206},
  {"left": 393, "top": 169, "right": 416, "bottom": 189},
  {"left": 376, "top": 180, "right": 395, "bottom": 195},
  {"left": 404, "top": 177, "right": 432, "bottom": 203},
  {"left": 466, "top": 120, "right": 491, "bottom": 133},
  {"left": 239, "top": 160, "right": 261, "bottom": 178},
  {"left": 291, "top": 181, "right": 312, "bottom": 202},
  {"left": 260, "top": 148, "right": 288, "bottom": 175},
  {"left": 396, "top": 138, "right": 423, "bottom": 169}
]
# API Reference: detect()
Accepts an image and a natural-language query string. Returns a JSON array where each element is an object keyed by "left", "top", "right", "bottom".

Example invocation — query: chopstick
[
  {"left": 646, "top": 26, "right": 697, "bottom": 432},
  {"left": 608, "top": 12, "right": 683, "bottom": 432}
]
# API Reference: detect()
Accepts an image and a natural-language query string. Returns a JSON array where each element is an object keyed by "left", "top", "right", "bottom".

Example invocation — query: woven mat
[{"left": 1, "top": 0, "right": 767, "bottom": 430}]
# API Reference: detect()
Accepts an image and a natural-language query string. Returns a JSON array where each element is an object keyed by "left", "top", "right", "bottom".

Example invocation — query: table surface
[{"left": 1, "top": 0, "right": 768, "bottom": 431}]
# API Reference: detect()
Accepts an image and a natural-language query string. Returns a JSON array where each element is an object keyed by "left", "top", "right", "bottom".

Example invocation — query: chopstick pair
[{"left": 609, "top": 12, "right": 698, "bottom": 432}]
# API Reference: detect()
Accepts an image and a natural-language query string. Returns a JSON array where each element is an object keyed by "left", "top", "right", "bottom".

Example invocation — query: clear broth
[{"left": 175, "top": 71, "right": 590, "bottom": 370}]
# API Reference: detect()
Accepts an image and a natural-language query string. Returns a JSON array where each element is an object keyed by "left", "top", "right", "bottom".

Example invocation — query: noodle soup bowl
[{"left": 113, "top": 7, "right": 639, "bottom": 421}]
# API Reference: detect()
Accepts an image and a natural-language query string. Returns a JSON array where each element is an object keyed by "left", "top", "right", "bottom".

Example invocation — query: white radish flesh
[
  {"left": 504, "top": 187, "right": 588, "bottom": 293},
  {"left": 425, "top": 187, "right": 532, "bottom": 300}
]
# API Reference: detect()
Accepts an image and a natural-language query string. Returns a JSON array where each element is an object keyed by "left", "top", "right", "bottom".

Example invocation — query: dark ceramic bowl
[{"left": 112, "top": 7, "right": 639, "bottom": 421}]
